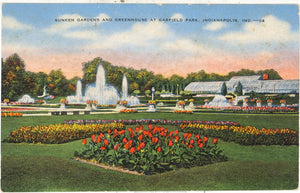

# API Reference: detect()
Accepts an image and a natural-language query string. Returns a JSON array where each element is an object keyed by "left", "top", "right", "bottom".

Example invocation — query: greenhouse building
[{"left": 184, "top": 75, "right": 299, "bottom": 94}]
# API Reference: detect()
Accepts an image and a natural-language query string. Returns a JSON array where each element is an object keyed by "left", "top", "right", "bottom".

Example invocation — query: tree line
[{"left": 1, "top": 54, "right": 283, "bottom": 101}]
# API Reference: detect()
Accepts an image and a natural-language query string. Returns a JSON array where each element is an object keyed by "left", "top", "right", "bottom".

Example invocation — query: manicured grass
[
  {"left": 1, "top": 112, "right": 299, "bottom": 191},
  {"left": 1, "top": 140, "right": 298, "bottom": 191}
]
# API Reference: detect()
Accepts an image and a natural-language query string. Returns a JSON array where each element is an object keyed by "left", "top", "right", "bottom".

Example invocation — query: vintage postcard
[{"left": 1, "top": 2, "right": 299, "bottom": 192}]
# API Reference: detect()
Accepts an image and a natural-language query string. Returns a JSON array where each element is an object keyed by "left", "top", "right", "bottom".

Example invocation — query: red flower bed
[
  {"left": 75, "top": 124, "right": 227, "bottom": 175},
  {"left": 1, "top": 107, "right": 38, "bottom": 111}
]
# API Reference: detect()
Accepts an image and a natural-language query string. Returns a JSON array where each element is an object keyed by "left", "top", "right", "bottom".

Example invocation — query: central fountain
[
  {"left": 67, "top": 63, "right": 140, "bottom": 105},
  {"left": 84, "top": 64, "right": 119, "bottom": 105}
]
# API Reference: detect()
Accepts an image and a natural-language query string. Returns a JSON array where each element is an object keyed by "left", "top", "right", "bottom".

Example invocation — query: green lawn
[{"left": 1, "top": 112, "right": 299, "bottom": 191}]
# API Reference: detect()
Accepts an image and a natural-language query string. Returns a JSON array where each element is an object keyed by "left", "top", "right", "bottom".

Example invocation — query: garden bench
[
  {"left": 61, "top": 111, "right": 67, "bottom": 115},
  {"left": 73, "top": 111, "right": 80, "bottom": 115},
  {"left": 50, "top": 110, "right": 91, "bottom": 115},
  {"left": 51, "top": 111, "right": 60, "bottom": 115}
]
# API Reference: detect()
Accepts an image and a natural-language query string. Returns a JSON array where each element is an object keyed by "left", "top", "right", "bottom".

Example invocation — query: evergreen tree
[
  {"left": 235, "top": 81, "right": 243, "bottom": 95},
  {"left": 221, "top": 82, "right": 227, "bottom": 96}
]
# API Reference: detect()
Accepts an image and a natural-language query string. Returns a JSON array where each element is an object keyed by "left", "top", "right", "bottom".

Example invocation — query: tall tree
[
  {"left": 23, "top": 71, "right": 37, "bottom": 96},
  {"left": 235, "top": 81, "right": 243, "bottom": 96},
  {"left": 221, "top": 82, "right": 227, "bottom": 96},
  {"left": 257, "top": 69, "right": 282, "bottom": 80},
  {"left": 34, "top": 72, "right": 48, "bottom": 96},
  {"left": 2, "top": 54, "right": 27, "bottom": 101},
  {"left": 47, "top": 69, "right": 70, "bottom": 96}
]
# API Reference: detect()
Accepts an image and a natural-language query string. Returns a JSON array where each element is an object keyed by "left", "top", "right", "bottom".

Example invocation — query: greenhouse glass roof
[{"left": 184, "top": 75, "right": 299, "bottom": 94}]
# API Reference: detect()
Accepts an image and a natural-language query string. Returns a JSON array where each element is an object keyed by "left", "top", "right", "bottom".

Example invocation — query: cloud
[
  {"left": 204, "top": 22, "right": 226, "bottom": 31},
  {"left": 87, "top": 21, "right": 172, "bottom": 49},
  {"left": 170, "top": 13, "right": 184, "bottom": 20},
  {"left": 62, "top": 30, "right": 99, "bottom": 40},
  {"left": 2, "top": 42, "right": 41, "bottom": 55},
  {"left": 42, "top": 13, "right": 110, "bottom": 39},
  {"left": 2, "top": 16, "right": 33, "bottom": 30},
  {"left": 219, "top": 15, "right": 298, "bottom": 44},
  {"left": 160, "top": 38, "right": 213, "bottom": 55},
  {"left": 43, "top": 14, "right": 83, "bottom": 33}
]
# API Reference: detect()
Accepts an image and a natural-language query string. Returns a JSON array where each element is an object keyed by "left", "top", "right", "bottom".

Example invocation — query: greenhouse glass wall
[{"left": 184, "top": 75, "right": 299, "bottom": 94}]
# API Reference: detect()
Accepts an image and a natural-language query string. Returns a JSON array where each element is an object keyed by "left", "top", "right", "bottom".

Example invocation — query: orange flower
[
  {"left": 104, "top": 139, "right": 109, "bottom": 146},
  {"left": 122, "top": 137, "right": 128, "bottom": 144},
  {"left": 128, "top": 139, "right": 133, "bottom": 145},
  {"left": 157, "top": 146, "right": 161, "bottom": 152},
  {"left": 118, "top": 130, "right": 125, "bottom": 135},
  {"left": 143, "top": 130, "right": 148, "bottom": 136},
  {"left": 108, "top": 129, "right": 112, "bottom": 134},
  {"left": 114, "top": 129, "right": 118, "bottom": 135},
  {"left": 138, "top": 134, "right": 143, "bottom": 141},
  {"left": 184, "top": 133, "right": 188, "bottom": 138},
  {"left": 124, "top": 142, "right": 131, "bottom": 149},
  {"left": 189, "top": 139, "right": 195, "bottom": 144},
  {"left": 99, "top": 133, "right": 105, "bottom": 138},
  {"left": 130, "top": 132, "right": 135, "bottom": 138},
  {"left": 197, "top": 138, "right": 202, "bottom": 144},
  {"left": 160, "top": 131, "right": 166, "bottom": 137},
  {"left": 96, "top": 136, "right": 101, "bottom": 143},
  {"left": 188, "top": 144, "right": 194, "bottom": 148},
  {"left": 129, "top": 147, "right": 136, "bottom": 154},
  {"left": 203, "top": 136, "right": 208, "bottom": 143},
  {"left": 174, "top": 135, "right": 179, "bottom": 141},
  {"left": 82, "top": 139, "right": 87, "bottom": 145},
  {"left": 174, "top": 130, "right": 179, "bottom": 135},
  {"left": 135, "top": 127, "right": 140, "bottom": 132},
  {"left": 100, "top": 146, "right": 106, "bottom": 150},
  {"left": 168, "top": 140, "right": 174, "bottom": 147},
  {"left": 128, "top": 128, "right": 133, "bottom": 133},
  {"left": 152, "top": 137, "right": 158, "bottom": 144},
  {"left": 198, "top": 143, "right": 204, "bottom": 148},
  {"left": 213, "top": 138, "right": 218, "bottom": 144},
  {"left": 114, "top": 144, "right": 119, "bottom": 151},
  {"left": 138, "top": 142, "right": 146, "bottom": 151},
  {"left": 91, "top": 134, "right": 96, "bottom": 142},
  {"left": 148, "top": 124, "right": 153, "bottom": 130}
]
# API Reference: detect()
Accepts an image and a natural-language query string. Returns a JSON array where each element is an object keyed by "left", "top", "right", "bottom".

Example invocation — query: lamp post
[
  {"left": 151, "top": 87, "right": 155, "bottom": 100},
  {"left": 177, "top": 84, "right": 179, "bottom": 95}
]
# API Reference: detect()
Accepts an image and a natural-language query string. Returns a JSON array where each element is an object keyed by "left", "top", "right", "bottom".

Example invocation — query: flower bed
[
  {"left": 97, "top": 104, "right": 117, "bottom": 108},
  {"left": 4, "top": 123, "right": 124, "bottom": 144},
  {"left": 129, "top": 104, "right": 147, "bottom": 108},
  {"left": 180, "top": 123, "right": 298, "bottom": 145},
  {"left": 1, "top": 112, "right": 22, "bottom": 117},
  {"left": 63, "top": 119, "right": 240, "bottom": 126},
  {"left": 174, "top": 110, "right": 193, "bottom": 114},
  {"left": 74, "top": 124, "right": 227, "bottom": 175},
  {"left": 195, "top": 105, "right": 298, "bottom": 113},
  {"left": 119, "top": 109, "right": 137, "bottom": 113},
  {"left": 1, "top": 107, "right": 38, "bottom": 111}
]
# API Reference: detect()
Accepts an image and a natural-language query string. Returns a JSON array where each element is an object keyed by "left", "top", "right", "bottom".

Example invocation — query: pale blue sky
[{"left": 2, "top": 4, "right": 299, "bottom": 79}]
